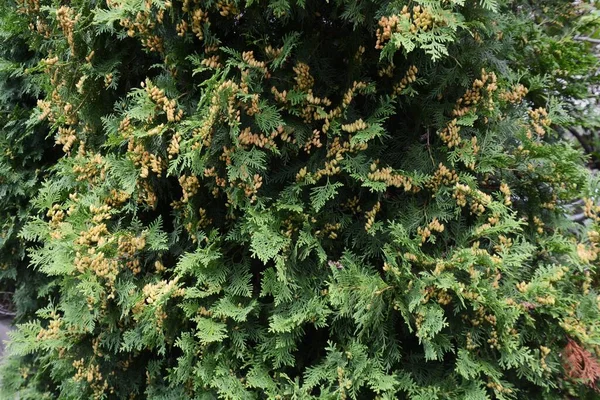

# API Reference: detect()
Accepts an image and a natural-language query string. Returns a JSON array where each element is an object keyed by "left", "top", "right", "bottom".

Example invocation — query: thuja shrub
[{"left": 3, "top": 0, "right": 600, "bottom": 398}]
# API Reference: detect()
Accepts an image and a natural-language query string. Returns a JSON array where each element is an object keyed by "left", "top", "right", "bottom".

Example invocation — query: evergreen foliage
[
  {"left": 1, "top": 0, "right": 600, "bottom": 398},
  {"left": 0, "top": 0, "right": 56, "bottom": 322}
]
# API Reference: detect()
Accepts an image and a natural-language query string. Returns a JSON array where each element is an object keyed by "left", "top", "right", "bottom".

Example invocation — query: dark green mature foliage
[
  {"left": 0, "top": 2, "right": 57, "bottom": 321},
  {"left": 2, "top": 0, "right": 600, "bottom": 399}
]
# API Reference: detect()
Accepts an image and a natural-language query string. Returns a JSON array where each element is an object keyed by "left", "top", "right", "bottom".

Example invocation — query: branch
[
  {"left": 574, "top": 35, "right": 600, "bottom": 45},
  {"left": 0, "top": 308, "right": 16, "bottom": 317},
  {"left": 565, "top": 126, "right": 594, "bottom": 155}
]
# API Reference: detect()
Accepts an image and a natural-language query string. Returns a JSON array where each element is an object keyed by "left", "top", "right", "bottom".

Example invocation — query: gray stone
[{"left": 0, "top": 318, "right": 12, "bottom": 358}]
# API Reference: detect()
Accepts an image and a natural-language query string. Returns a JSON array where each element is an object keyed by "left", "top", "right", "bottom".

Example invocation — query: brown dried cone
[{"left": 562, "top": 337, "right": 600, "bottom": 391}]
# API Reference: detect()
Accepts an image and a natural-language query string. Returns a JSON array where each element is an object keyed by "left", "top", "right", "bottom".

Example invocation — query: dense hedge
[{"left": 2, "top": 0, "right": 600, "bottom": 399}]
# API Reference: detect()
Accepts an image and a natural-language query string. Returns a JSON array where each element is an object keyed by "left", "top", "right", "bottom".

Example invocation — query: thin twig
[
  {"left": 0, "top": 307, "right": 16, "bottom": 317},
  {"left": 565, "top": 126, "right": 594, "bottom": 155},
  {"left": 574, "top": 35, "right": 600, "bottom": 45}
]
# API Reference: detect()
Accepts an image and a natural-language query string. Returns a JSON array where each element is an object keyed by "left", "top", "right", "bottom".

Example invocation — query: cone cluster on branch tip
[
  {"left": 293, "top": 62, "right": 314, "bottom": 91},
  {"left": 500, "top": 83, "right": 529, "bottom": 103},
  {"left": 56, "top": 6, "right": 77, "bottom": 52},
  {"left": 439, "top": 118, "right": 461, "bottom": 148},
  {"left": 426, "top": 163, "right": 458, "bottom": 192},
  {"left": 364, "top": 201, "right": 381, "bottom": 231},
  {"left": 127, "top": 139, "right": 164, "bottom": 178},
  {"left": 367, "top": 162, "right": 415, "bottom": 192},
  {"left": 179, "top": 175, "right": 200, "bottom": 203},
  {"left": 527, "top": 107, "right": 552, "bottom": 139},
  {"left": 144, "top": 81, "right": 184, "bottom": 122},
  {"left": 417, "top": 218, "right": 445, "bottom": 244},
  {"left": 393, "top": 65, "right": 418, "bottom": 94},
  {"left": 375, "top": 6, "right": 434, "bottom": 50}
]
